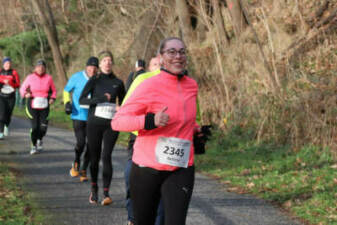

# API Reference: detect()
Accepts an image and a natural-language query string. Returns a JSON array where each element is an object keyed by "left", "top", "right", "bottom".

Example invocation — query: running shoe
[
  {"left": 69, "top": 162, "right": 79, "bottom": 177},
  {"left": 0, "top": 133, "right": 3, "bottom": 140},
  {"left": 79, "top": 170, "right": 88, "bottom": 182},
  {"left": 127, "top": 221, "right": 134, "bottom": 225},
  {"left": 89, "top": 191, "right": 98, "bottom": 204},
  {"left": 36, "top": 139, "right": 43, "bottom": 151},
  {"left": 3, "top": 126, "right": 8, "bottom": 136},
  {"left": 30, "top": 146, "right": 38, "bottom": 155},
  {"left": 101, "top": 196, "right": 112, "bottom": 206}
]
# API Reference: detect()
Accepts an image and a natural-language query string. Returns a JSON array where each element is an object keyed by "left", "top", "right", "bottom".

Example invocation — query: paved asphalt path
[{"left": 0, "top": 117, "right": 303, "bottom": 225}]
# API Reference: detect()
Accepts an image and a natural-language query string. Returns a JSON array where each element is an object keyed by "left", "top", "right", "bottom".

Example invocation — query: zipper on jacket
[{"left": 176, "top": 79, "right": 186, "bottom": 137}]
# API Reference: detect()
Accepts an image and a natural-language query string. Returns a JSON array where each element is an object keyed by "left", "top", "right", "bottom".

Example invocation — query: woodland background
[{"left": 0, "top": 0, "right": 336, "bottom": 157}]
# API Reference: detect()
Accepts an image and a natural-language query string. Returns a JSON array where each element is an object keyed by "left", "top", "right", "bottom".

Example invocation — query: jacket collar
[
  {"left": 34, "top": 72, "right": 46, "bottom": 77},
  {"left": 160, "top": 68, "right": 186, "bottom": 80}
]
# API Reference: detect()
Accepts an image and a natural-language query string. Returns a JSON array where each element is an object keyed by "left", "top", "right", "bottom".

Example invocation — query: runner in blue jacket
[{"left": 63, "top": 56, "right": 98, "bottom": 182}]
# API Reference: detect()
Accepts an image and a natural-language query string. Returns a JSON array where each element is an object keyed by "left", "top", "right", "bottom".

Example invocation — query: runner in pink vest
[{"left": 20, "top": 59, "right": 57, "bottom": 155}]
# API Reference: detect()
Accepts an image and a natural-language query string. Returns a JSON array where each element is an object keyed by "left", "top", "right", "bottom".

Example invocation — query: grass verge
[
  {"left": 0, "top": 162, "right": 44, "bottom": 225},
  {"left": 195, "top": 126, "right": 337, "bottom": 225}
]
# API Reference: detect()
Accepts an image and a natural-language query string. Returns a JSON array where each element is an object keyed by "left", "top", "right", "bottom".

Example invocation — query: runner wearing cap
[
  {"left": 0, "top": 57, "right": 20, "bottom": 139},
  {"left": 63, "top": 56, "right": 99, "bottom": 181},
  {"left": 20, "top": 59, "right": 57, "bottom": 155},
  {"left": 125, "top": 59, "right": 146, "bottom": 91},
  {"left": 79, "top": 51, "right": 125, "bottom": 205}
]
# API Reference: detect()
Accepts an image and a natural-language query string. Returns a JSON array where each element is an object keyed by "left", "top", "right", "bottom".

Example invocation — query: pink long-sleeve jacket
[
  {"left": 20, "top": 72, "right": 57, "bottom": 99},
  {"left": 111, "top": 70, "right": 198, "bottom": 171}
]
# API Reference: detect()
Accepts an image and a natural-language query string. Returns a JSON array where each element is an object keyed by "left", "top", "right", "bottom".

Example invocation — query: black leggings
[
  {"left": 73, "top": 120, "right": 90, "bottom": 170},
  {"left": 26, "top": 99, "right": 49, "bottom": 146},
  {"left": 87, "top": 121, "right": 119, "bottom": 189},
  {"left": 0, "top": 95, "right": 15, "bottom": 132},
  {"left": 130, "top": 163, "right": 195, "bottom": 225}
]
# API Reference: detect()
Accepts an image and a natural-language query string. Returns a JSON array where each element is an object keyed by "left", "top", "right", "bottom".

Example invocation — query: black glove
[
  {"left": 193, "top": 125, "right": 212, "bottom": 155},
  {"left": 65, "top": 102, "right": 72, "bottom": 115}
]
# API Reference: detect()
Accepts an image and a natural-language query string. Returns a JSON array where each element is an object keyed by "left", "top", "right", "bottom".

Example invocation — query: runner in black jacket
[
  {"left": 125, "top": 59, "right": 146, "bottom": 91},
  {"left": 79, "top": 51, "right": 125, "bottom": 205}
]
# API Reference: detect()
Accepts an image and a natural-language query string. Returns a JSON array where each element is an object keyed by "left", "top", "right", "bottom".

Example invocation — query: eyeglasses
[{"left": 162, "top": 48, "right": 187, "bottom": 57}]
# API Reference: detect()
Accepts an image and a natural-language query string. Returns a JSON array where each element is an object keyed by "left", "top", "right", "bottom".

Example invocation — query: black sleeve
[
  {"left": 117, "top": 81, "right": 126, "bottom": 105},
  {"left": 144, "top": 113, "right": 157, "bottom": 130},
  {"left": 79, "top": 77, "right": 107, "bottom": 105},
  {"left": 125, "top": 72, "right": 134, "bottom": 91}
]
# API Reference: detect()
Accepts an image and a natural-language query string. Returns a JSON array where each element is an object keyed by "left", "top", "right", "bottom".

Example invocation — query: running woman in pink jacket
[
  {"left": 111, "top": 37, "right": 199, "bottom": 225},
  {"left": 20, "top": 60, "right": 57, "bottom": 155}
]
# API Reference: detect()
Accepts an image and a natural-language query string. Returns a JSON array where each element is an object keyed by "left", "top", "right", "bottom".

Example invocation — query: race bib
[
  {"left": 1, "top": 84, "right": 14, "bottom": 94},
  {"left": 155, "top": 137, "right": 191, "bottom": 168},
  {"left": 94, "top": 103, "right": 116, "bottom": 119},
  {"left": 31, "top": 97, "right": 48, "bottom": 109}
]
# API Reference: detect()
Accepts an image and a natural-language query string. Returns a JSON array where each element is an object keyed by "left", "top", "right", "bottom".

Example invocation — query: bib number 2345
[{"left": 155, "top": 137, "right": 191, "bottom": 168}]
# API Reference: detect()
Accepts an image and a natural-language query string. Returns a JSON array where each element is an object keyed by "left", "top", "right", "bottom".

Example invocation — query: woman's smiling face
[{"left": 160, "top": 39, "right": 187, "bottom": 75}]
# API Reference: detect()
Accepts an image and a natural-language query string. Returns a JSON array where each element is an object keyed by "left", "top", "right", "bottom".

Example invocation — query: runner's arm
[
  {"left": 49, "top": 76, "right": 57, "bottom": 99},
  {"left": 19, "top": 77, "right": 30, "bottom": 98},
  {"left": 63, "top": 76, "right": 75, "bottom": 104},
  {"left": 12, "top": 70, "right": 20, "bottom": 88},
  {"left": 117, "top": 81, "right": 126, "bottom": 105},
  {"left": 111, "top": 82, "right": 152, "bottom": 132},
  {"left": 79, "top": 78, "right": 108, "bottom": 105}
]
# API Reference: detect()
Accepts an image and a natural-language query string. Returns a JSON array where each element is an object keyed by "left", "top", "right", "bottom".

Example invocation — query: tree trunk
[
  {"left": 126, "top": 10, "right": 163, "bottom": 62},
  {"left": 211, "top": 0, "right": 229, "bottom": 46},
  {"left": 225, "top": 0, "right": 248, "bottom": 36},
  {"left": 31, "top": 0, "right": 67, "bottom": 88},
  {"left": 175, "top": 0, "right": 194, "bottom": 44}
]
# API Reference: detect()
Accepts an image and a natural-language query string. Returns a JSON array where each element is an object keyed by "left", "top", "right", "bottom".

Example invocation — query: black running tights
[
  {"left": 26, "top": 99, "right": 49, "bottom": 146},
  {"left": 0, "top": 95, "right": 15, "bottom": 132},
  {"left": 130, "top": 163, "right": 195, "bottom": 225},
  {"left": 73, "top": 120, "right": 90, "bottom": 170},
  {"left": 87, "top": 121, "right": 119, "bottom": 189}
]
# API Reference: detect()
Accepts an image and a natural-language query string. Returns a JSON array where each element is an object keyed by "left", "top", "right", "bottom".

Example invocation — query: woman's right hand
[
  {"left": 104, "top": 93, "right": 111, "bottom": 101},
  {"left": 155, "top": 106, "right": 169, "bottom": 127},
  {"left": 25, "top": 93, "right": 31, "bottom": 98}
]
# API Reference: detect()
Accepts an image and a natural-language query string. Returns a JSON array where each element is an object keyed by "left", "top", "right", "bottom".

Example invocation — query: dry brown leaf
[
  {"left": 246, "top": 182, "right": 255, "bottom": 188},
  {"left": 330, "top": 164, "right": 337, "bottom": 169},
  {"left": 227, "top": 187, "right": 239, "bottom": 192},
  {"left": 222, "top": 180, "right": 231, "bottom": 185},
  {"left": 240, "top": 169, "right": 251, "bottom": 176},
  {"left": 328, "top": 215, "right": 337, "bottom": 220},
  {"left": 283, "top": 200, "right": 292, "bottom": 208},
  {"left": 333, "top": 178, "right": 337, "bottom": 185}
]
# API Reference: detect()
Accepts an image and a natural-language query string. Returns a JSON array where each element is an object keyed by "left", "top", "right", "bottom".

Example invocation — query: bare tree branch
[{"left": 31, "top": 0, "right": 67, "bottom": 87}]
